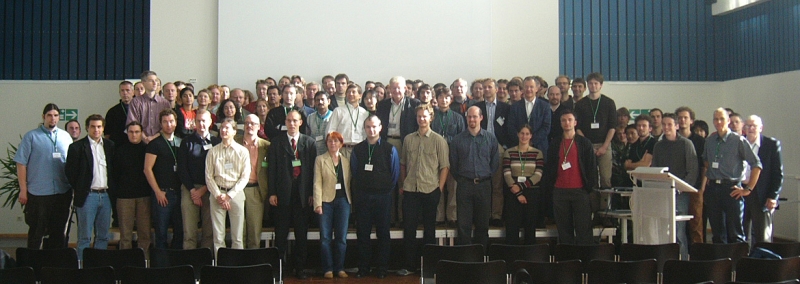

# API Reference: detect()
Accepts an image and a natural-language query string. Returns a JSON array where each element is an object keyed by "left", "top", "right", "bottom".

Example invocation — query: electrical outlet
[
  {"left": 17, "top": 216, "right": 23, "bottom": 222},
  {"left": 189, "top": 78, "right": 197, "bottom": 83}
]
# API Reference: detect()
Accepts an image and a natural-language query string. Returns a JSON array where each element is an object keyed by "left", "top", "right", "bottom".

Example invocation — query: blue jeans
[
  {"left": 76, "top": 192, "right": 112, "bottom": 260},
  {"left": 319, "top": 196, "right": 351, "bottom": 272},
  {"left": 676, "top": 192, "right": 690, "bottom": 260},
  {"left": 152, "top": 189, "right": 183, "bottom": 249}
]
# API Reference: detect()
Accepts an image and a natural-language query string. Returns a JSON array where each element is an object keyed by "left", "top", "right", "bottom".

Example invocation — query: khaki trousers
[
  {"left": 436, "top": 174, "right": 458, "bottom": 222},
  {"left": 181, "top": 185, "right": 213, "bottom": 249},
  {"left": 243, "top": 186, "right": 266, "bottom": 248},
  {"left": 210, "top": 189, "right": 246, "bottom": 256},
  {"left": 117, "top": 196, "right": 151, "bottom": 255},
  {"left": 593, "top": 143, "right": 613, "bottom": 188}
]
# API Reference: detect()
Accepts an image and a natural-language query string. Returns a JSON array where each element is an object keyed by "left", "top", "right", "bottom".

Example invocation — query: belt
[
  {"left": 90, "top": 189, "right": 107, "bottom": 193},
  {"left": 160, "top": 187, "right": 176, "bottom": 191},
  {"left": 388, "top": 136, "right": 402, "bottom": 139},
  {"left": 710, "top": 179, "right": 739, "bottom": 185},
  {"left": 219, "top": 187, "right": 232, "bottom": 192},
  {"left": 245, "top": 183, "right": 259, "bottom": 187},
  {"left": 458, "top": 176, "right": 491, "bottom": 184},
  {"left": 343, "top": 144, "right": 357, "bottom": 148}
]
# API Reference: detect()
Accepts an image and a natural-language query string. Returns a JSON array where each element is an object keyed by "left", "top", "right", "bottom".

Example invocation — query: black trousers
[
  {"left": 504, "top": 189, "right": 539, "bottom": 245},
  {"left": 455, "top": 178, "right": 492, "bottom": 248},
  {"left": 354, "top": 192, "right": 392, "bottom": 273},
  {"left": 402, "top": 188, "right": 440, "bottom": 269},
  {"left": 24, "top": 192, "right": 72, "bottom": 249},
  {"left": 274, "top": 181, "right": 310, "bottom": 271}
]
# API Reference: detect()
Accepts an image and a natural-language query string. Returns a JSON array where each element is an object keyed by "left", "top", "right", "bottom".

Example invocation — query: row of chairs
[
  {"left": 1, "top": 247, "right": 282, "bottom": 283},
  {"left": 0, "top": 264, "right": 273, "bottom": 284},
  {"left": 424, "top": 243, "right": 800, "bottom": 284}
]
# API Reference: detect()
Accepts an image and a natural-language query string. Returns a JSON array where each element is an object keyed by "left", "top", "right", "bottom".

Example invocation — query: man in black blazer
[
  {"left": 473, "top": 79, "right": 512, "bottom": 225},
  {"left": 65, "top": 114, "right": 115, "bottom": 260},
  {"left": 268, "top": 109, "right": 317, "bottom": 279},
  {"left": 376, "top": 76, "right": 419, "bottom": 225},
  {"left": 743, "top": 115, "right": 783, "bottom": 243},
  {"left": 264, "top": 84, "right": 310, "bottom": 139},
  {"left": 104, "top": 81, "right": 134, "bottom": 146},
  {"left": 508, "top": 77, "right": 552, "bottom": 156}
]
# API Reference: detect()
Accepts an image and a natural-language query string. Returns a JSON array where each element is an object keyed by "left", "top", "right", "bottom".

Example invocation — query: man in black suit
[
  {"left": 743, "top": 115, "right": 783, "bottom": 243},
  {"left": 104, "top": 81, "right": 134, "bottom": 146},
  {"left": 508, "top": 76, "right": 552, "bottom": 156},
  {"left": 65, "top": 114, "right": 115, "bottom": 260},
  {"left": 473, "top": 79, "right": 512, "bottom": 225},
  {"left": 268, "top": 109, "right": 317, "bottom": 279},
  {"left": 264, "top": 84, "right": 309, "bottom": 139},
  {"left": 376, "top": 75, "right": 419, "bottom": 226}
]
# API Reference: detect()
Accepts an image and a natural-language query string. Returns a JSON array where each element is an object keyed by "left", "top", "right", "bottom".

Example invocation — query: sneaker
[
  {"left": 396, "top": 268, "right": 413, "bottom": 276},
  {"left": 323, "top": 271, "right": 333, "bottom": 279},
  {"left": 337, "top": 271, "right": 349, "bottom": 278}
]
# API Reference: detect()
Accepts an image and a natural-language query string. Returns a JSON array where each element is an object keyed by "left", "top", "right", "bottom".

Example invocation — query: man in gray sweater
[{"left": 652, "top": 113, "right": 698, "bottom": 259}]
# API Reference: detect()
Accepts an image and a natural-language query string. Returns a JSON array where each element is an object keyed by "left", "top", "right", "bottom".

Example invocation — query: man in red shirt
[{"left": 542, "top": 110, "right": 598, "bottom": 244}]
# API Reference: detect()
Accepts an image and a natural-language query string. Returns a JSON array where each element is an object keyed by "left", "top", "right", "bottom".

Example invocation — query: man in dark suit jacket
[
  {"left": 104, "top": 81, "right": 134, "bottom": 146},
  {"left": 268, "top": 109, "right": 317, "bottom": 279},
  {"left": 508, "top": 77, "right": 552, "bottom": 156},
  {"left": 264, "top": 85, "right": 310, "bottom": 139},
  {"left": 473, "top": 79, "right": 512, "bottom": 224},
  {"left": 743, "top": 115, "right": 783, "bottom": 243},
  {"left": 376, "top": 76, "right": 420, "bottom": 142},
  {"left": 65, "top": 114, "right": 116, "bottom": 260}
]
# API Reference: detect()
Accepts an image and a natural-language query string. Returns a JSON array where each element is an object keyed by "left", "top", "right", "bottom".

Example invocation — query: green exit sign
[
  {"left": 629, "top": 109, "right": 650, "bottom": 119},
  {"left": 59, "top": 109, "right": 78, "bottom": 121}
]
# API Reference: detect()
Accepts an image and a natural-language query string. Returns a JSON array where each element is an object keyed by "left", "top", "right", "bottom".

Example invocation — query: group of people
[{"left": 14, "top": 70, "right": 782, "bottom": 279}]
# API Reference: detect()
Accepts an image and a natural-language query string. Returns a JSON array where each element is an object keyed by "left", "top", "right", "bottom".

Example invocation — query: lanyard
[
  {"left": 121, "top": 103, "right": 128, "bottom": 116},
  {"left": 391, "top": 99, "right": 404, "bottom": 120},
  {"left": 562, "top": 138, "right": 575, "bottom": 164},
  {"left": 41, "top": 126, "right": 57, "bottom": 151},
  {"left": 518, "top": 148, "right": 527, "bottom": 172},
  {"left": 367, "top": 144, "right": 376, "bottom": 164},
  {"left": 438, "top": 110, "right": 450, "bottom": 133},
  {"left": 346, "top": 104, "right": 360, "bottom": 129},
  {"left": 589, "top": 95, "right": 602, "bottom": 122},
  {"left": 315, "top": 110, "right": 331, "bottom": 135},
  {"left": 163, "top": 135, "right": 177, "bottom": 165},
  {"left": 715, "top": 137, "right": 723, "bottom": 160}
]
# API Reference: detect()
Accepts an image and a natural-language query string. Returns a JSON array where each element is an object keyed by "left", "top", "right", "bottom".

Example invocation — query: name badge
[
  {"left": 517, "top": 176, "right": 526, "bottom": 183},
  {"left": 561, "top": 162, "right": 572, "bottom": 170},
  {"left": 712, "top": 162, "right": 720, "bottom": 169},
  {"left": 315, "top": 136, "right": 323, "bottom": 141},
  {"left": 280, "top": 125, "right": 288, "bottom": 131},
  {"left": 292, "top": 160, "right": 302, "bottom": 167},
  {"left": 173, "top": 165, "right": 178, "bottom": 172},
  {"left": 203, "top": 144, "right": 212, "bottom": 150},
  {"left": 335, "top": 183, "right": 342, "bottom": 190},
  {"left": 389, "top": 123, "right": 398, "bottom": 129},
  {"left": 224, "top": 163, "right": 233, "bottom": 170},
  {"left": 364, "top": 164, "right": 374, "bottom": 171},
  {"left": 123, "top": 129, "right": 128, "bottom": 134},
  {"left": 261, "top": 161, "right": 268, "bottom": 167},
  {"left": 237, "top": 124, "right": 244, "bottom": 130},
  {"left": 496, "top": 117, "right": 505, "bottom": 126},
  {"left": 52, "top": 152, "right": 62, "bottom": 159},
  {"left": 591, "top": 122, "right": 600, "bottom": 129}
]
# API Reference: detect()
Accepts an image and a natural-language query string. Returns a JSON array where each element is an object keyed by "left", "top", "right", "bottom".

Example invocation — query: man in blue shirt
[
  {"left": 701, "top": 108, "right": 762, "bottom": 244},
  {"left": 15, "top": 103, "right": 74, "bottom": 249}
]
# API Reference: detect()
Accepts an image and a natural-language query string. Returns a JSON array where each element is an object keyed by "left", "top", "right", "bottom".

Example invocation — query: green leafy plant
[{"left": 0, "top": 141, "right": 21, "bottom": 209}]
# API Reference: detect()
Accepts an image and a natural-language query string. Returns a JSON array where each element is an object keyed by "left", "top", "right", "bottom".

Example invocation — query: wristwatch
[{"left": 743, "top": 186, "right": 753, "bottom": 191}]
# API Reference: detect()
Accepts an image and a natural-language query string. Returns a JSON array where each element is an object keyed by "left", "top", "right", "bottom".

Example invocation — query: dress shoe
[
  {"left": 295, "top": 270, "right": 309, "bottom": 279},
  {"left": 356, "top": 269, "right": 370, "bottom": 278},
  {"left": 376, "top": 270, "right": 387, "bottom": 279}
]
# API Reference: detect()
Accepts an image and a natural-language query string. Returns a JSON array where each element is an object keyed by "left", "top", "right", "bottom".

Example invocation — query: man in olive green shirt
[{"left": 397, "top": 105, "right": 450, "bottom": 275}]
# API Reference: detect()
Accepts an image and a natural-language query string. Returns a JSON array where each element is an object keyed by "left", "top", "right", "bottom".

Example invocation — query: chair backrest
[
  {"left": 0, "top": 266, "right": 36, "bottom": 284},
  {"left": 513, "top": 260, "right": 583, "bottom": 284},
  {"left": 619, "top": 243, "right": 680, "bottom": 273},
  {"left": 662, "top": 259, "right": 732, "bottom": 284},
  {"left": 488, "top": 244, "right": 550, "bottom": 273},
  {"left": 587, "top": 259, "right": 657, "bottom": 284},
  {"left": 754, "top": 241, "right": 800, "bottom": 258},
  {"left": 727, "top": 280, "right": 800, "bottom": 284},
  {"left": 421, "top": 244, "right": 485, "bottom": 279},
  {"left": 15, "top": 247, "right": 78, "bottom": 280},
  {"left": 554, "top": 243, "right": 616, "bottom": 273},
  {"left": 689, "top": 242, "right": 750, "bottom": 270},
  {"left": 215, "top": 247, "right": 281, "bottom": 282},
  {"left": 82, "top": 248, "right": 145, "bottom": 280},
  {"left": 40, "top": 266, "right": 115, "bottom": 284},
  {"left": 735, "top": 256, "right": 800, "bottom": 283},
  {"left": 120, "top": 265, "right": 196, "bottom": 284},
  {"left": 435, "top": 260, "right": 506, "bottom": 284},
  {"left": 513, "top": 268, "right": 532, "bottom": 284},
  {"left": 149, "top": 247, "right": 214, "bottom": 280},
  {"left": 200, "top": 264, "right": 273, "bottom": 284}
]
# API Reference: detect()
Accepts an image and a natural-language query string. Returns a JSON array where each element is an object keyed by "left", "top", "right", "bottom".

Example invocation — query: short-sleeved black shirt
[
  {"left": 628, "top": 135, "right": 657, "bottom": 163},
  {"left": 574, "top": 94, "right": 617, "bottom": 143},
  {"left": 145, "top": 135, "right": 182, "bottom": 190}
]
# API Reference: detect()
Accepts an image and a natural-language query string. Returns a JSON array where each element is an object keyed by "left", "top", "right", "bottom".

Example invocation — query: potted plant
[{"left": 0, "top": 142, "right": 21, "bottom": 209}]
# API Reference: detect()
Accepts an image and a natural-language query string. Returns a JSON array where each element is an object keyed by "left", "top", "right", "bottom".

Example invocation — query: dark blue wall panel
[
  {"left": 0, "top": 0, "right": 149, "bottom": 80},
  {"left": 714, "top": 0, "right": 800, "bottom": 80},
  {"left": 561, "top": 0, "right": 800, "bottom": 81}
]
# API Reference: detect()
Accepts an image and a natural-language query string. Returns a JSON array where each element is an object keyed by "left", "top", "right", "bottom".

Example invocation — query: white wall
[{"left": 0, "top": 0, "right": 797, "bottom": 240}]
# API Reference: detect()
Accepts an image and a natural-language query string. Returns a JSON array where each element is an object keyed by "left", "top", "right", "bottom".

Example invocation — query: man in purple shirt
[{"left": 126, "top": 71, "right": 171, "bottom": 143}]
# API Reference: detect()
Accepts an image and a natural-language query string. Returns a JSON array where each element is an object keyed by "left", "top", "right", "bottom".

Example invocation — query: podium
[{"left": 629, "top": 167, "right": 698, "bottom": 244}]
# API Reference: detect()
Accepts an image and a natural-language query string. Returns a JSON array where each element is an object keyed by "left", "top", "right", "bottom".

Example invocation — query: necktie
[{"left": 292, "top": 138, "right": 300, "bottom": 178}]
